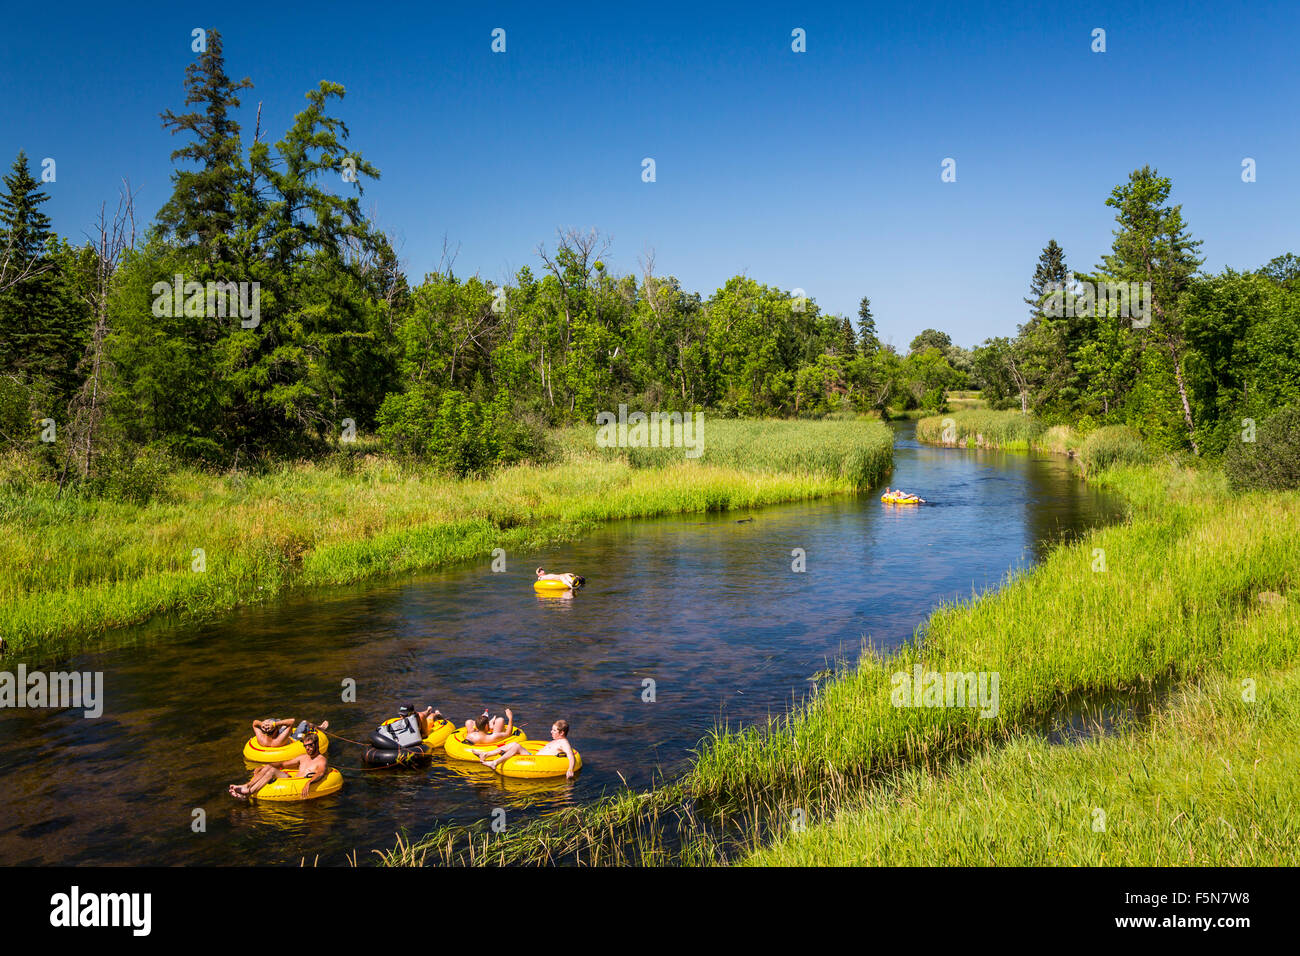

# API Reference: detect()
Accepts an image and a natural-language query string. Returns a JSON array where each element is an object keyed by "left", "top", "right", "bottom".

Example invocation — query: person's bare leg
[
  {"left": 231, "top": 765, "right": 274, "bottom": 799},
  {"left": 245, "top": 767, "right": 285, "bottom": 797},
  {"left": 482, "top": 741, "right": 526, "bottom": 769}
]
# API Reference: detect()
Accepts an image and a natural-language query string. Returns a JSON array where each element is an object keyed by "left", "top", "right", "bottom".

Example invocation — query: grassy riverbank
[
  {"left": 0, "top": 419, "right": 894, "bottom": 659},
  {"left": 914, "top": 408, "right": 1047, "bottom": 450},
  {"left": 916, "top": 409, "right": 1152, "bottom": 477},
  {"left": 747, "top": 664, "right": 1300, "bottom": 866},
  {"left": 379, "top": 432, "right": 1299, "bottom": 866}
]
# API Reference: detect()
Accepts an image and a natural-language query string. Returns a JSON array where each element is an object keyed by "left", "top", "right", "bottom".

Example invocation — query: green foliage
[
  {"left": 916, "top": 409, "right": 1044, "bottom": 448},
  {"left": 1077, "top": 425, "right": 1148, "bottom": 476},
  {"left": 376, "top": 386, "right": 542, "bottom": 476},
  {"left": 155, "top": 28, "right": 252, "bottom": 259},
  {"left": 10, "top": 34, "right": 1300, "bottom": 501},
  {"left": 0, "top": 153, "right": 90, "bottom": 406},
  {"left": 79, "top": 444, "right": 175, "bottom": 504},
  {"left": 1224, "top": 406, "right": 1300, "bottom": 491}
]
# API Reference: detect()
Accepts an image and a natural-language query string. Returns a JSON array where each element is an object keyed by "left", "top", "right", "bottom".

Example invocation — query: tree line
[
  {"left": 975, "top": 168, "right": 1299, "bottom": 459},
  {"left": 2, "top": 31, "right": 1295, "bottom": 488}
]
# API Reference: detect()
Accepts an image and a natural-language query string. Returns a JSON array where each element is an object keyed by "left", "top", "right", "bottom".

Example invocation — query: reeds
[
  {"left": 916, "top": 409, "right": 1046, "bottom": 449},
  {"left": 1, "top": 419, "right": 894, "bottom": 657}
]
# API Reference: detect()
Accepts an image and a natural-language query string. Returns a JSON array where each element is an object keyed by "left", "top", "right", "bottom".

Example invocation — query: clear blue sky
[{"left": 3, "top": 0, "right": 1296, "bottom": 350}]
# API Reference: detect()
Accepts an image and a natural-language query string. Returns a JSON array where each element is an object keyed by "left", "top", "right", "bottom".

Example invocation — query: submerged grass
[{"left": 1, "top": 419, "right": 894, "bottom": 659}]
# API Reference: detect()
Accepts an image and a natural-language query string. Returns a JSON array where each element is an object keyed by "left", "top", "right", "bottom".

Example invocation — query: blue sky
[{"left": 2, "top": 0, "right": 1296, "bottom": 349}]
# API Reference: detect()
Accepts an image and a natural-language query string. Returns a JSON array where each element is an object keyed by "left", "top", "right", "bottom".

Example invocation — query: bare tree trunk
[
  {"left": 1169, "top": 341, "right": 1199, "bottom": 455},
  {"left": 1006, "top": 352, "right": 1029, "bottom": 414},
  {"left": 58, "top": 182, "right": 135, "bottom": 495}
]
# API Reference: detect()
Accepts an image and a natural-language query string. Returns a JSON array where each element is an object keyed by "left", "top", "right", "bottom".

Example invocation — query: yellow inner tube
[
  {"left": 251, "top": 767, "right": 343, "bottom": 802},
  {"left": 443, "top": 727, "right": 525, "bottom": 761},
  {"left": 881, "top": 494, "right": 922, "bottom": 504},
  {"left": 494, "top": 747, "right": 582, "bottom": 779},
  {"left": 533, "top": 578, "right": 573, "bottom": 591},
  {"left": 243, "top": 731, "right": 330, "bottom": 763},
  {"left": 380, "top": 716, "right": 455, "bottom": 749}
]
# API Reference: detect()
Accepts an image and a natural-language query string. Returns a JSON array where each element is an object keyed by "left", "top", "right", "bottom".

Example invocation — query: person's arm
[
  {"left": 505, "top": 708, "right": 513, "bottom": 735},
  {"left": 300, "top": 759, "right": 326, "bottom": 797},
  {"left": 564, "top": 741, "right": 575, "bottom": 779}
]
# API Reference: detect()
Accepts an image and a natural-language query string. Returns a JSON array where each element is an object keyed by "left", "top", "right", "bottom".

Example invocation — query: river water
[{"left": 0, "top": 423, "right": 1124, "bottom": 865}]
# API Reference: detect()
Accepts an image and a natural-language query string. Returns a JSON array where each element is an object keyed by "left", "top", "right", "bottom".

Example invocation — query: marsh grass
[
  {"left": 1077, "top": 425, "right": 1150, "bottom": 477},
  {"left": 944, "top": 390, "right": 988, "bottom": 412},
  {"left": 554, "top": 418, "right": 893, "bottom": 490},
  {"left": 915, "top": 409, "right": 1045, "bottom": 449},
  {"left": 746, "top": 666, "right": 1300, "bottom": 866},
  {"left": 1, "top": 419, "right": 894, "bottom": 658}
]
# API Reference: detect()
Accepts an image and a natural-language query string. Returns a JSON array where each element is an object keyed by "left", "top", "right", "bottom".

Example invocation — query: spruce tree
[
  {"left": 157, "top": 28, "right": 252, "bottom": 261},
  {"left": 838, "top": 315, "right": 856, "bottom": 355},
  {"left": 0, "top": 151, "right": 83, "bottom": 396},
  {"left": 1025, "top": 239, "right": 1068, "bottom": 319},
  {"left": 857, "top": 295, "right": 878, "bottom": 353}
]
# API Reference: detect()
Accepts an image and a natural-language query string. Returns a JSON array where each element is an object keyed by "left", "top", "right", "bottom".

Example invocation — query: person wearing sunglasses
[
  {"left": 477, "top": 719, "right": 577, "bottom": 780},
  {"left": 230, "top": 732, "right": 328, "bottom": 800}
]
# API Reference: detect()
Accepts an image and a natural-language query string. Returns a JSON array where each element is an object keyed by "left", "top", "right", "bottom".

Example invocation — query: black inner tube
[{"left": 363, "top": 744, "right": 431, "bottom": 767}]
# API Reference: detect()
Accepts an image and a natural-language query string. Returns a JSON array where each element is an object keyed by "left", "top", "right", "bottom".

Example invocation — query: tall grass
[
  {"left": 915, "top": 409, "right": 1045, "bottom": 449},
  {"left": 0, "top": 419, "right": 894, "bottom": 658},
  {"left": 746, "top": 665, "right": 1300, "bottom": 866},
  {"left": 552, "top": 418, "right": 893, "bottom": 490},
  {"left": 1077, "top": 425, "right": 1149, "bottom": 477},
  {"left": 690, "top": 463, "right": 1296, "bottom": 796}
]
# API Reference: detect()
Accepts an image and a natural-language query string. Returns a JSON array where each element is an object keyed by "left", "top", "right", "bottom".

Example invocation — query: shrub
[
  {"left": 81, "top": 445, "right": 176, "bottom": 503},
  {"left": 376, "top": 388, "right": 547, "bottom": 476},
  {"left": 1224, "top": 406, "right": 1300, "bottom": 491},
  {"left": 1078, "top": 425, "right": 1148, "bottom": 477}
]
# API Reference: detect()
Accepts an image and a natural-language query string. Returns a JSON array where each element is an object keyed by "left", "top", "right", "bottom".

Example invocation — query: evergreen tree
[
  {"left": 857, "top": 295, "right": 878, "bottom": 352},
  {"left": 1024, "top": 239, "right": 1068, "bottom": 318},
  {"left": 0, "top": 151, "right": 85, "bottom": 400},
  {"left": 838, "top": 315, "right": 856, "bottom": 355},
  {"left": 1097, "top": 166, "right": 1204, "bottom": 452},
  {"left": 157, "top": 28, "right": 252, "bottom": 261}
]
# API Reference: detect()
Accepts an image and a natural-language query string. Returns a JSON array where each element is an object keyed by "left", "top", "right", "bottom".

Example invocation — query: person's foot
[{"left": 318, "top": 720, "right": 329, "bottom": 730}]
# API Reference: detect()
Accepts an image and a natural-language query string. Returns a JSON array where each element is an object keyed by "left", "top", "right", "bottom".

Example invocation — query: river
[{"left": 0, "top": 423, "right": 1124, "bottom": 865}]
